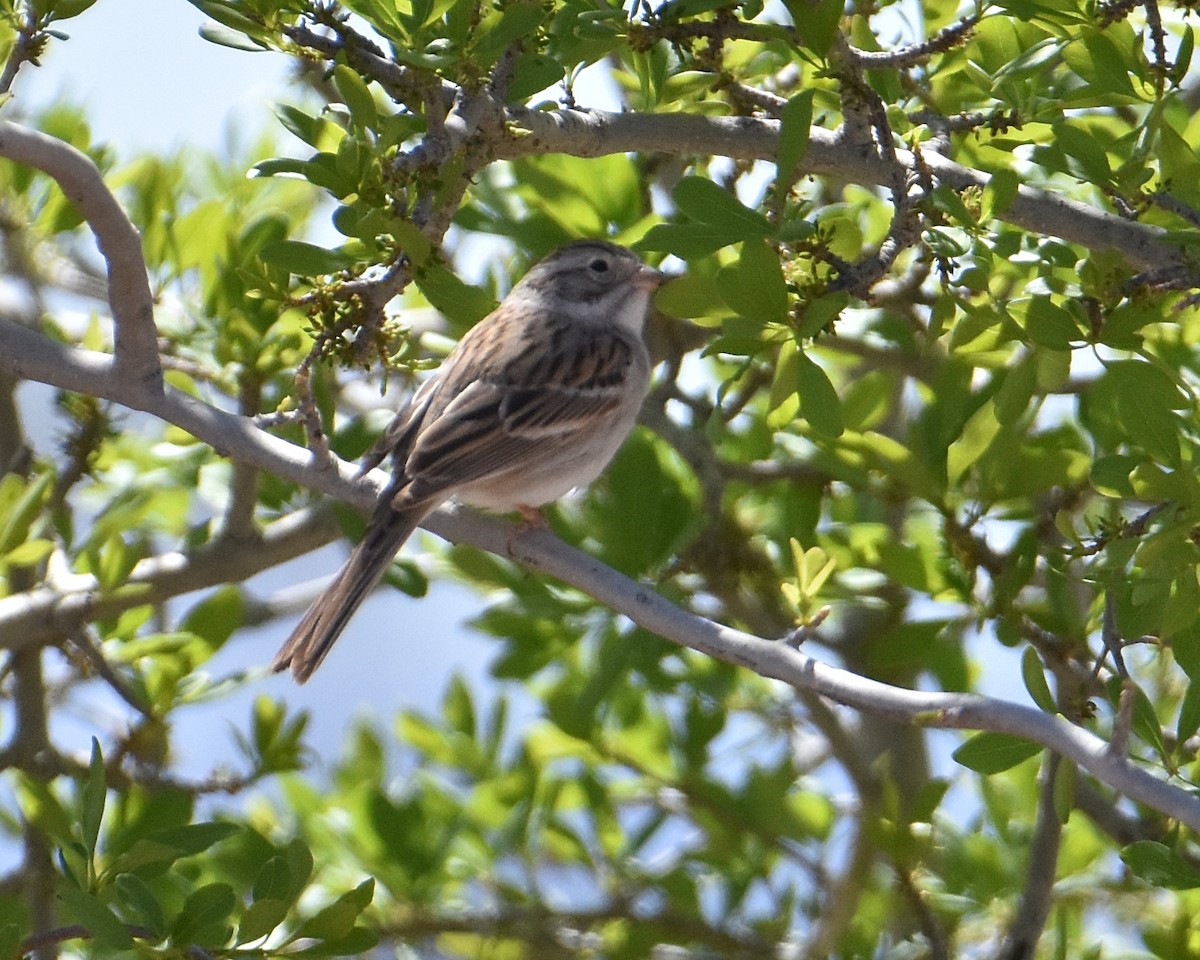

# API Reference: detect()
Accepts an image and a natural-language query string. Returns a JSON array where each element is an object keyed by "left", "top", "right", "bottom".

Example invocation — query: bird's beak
[{"left": 633, "top": 264, "right": 671, "bottom": 290}]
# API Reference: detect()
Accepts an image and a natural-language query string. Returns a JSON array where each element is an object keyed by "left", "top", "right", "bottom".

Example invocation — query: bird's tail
[{"left": 271, "top": 503, "right": 428, "bottom": 683}]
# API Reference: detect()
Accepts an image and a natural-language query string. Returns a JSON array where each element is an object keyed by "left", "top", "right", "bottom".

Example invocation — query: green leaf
[
  {"left": 784, "top": 0, "right": 842, "bottom": 55},
  {"left": 291, "top": 925, "right": 379, "bottom": 957},
  {"left": 333, "top": 65, "right": 378, "bottom": 132},
  {"left": 591, "top": 430, "right": 696, "bottom": 574},
  {"left": 795, "top": 351, "right": 843, "bottom": 439},
  {"left": 795, "top": 290, "right": 848, "bottom": 338},
  {"left": 415, "top": 265, "right": 495, "bottom": 324},
  {"left": 1052, "top": 759, "right": 1074, "bottom": 824},
  {"left": 1122, "top": 841, "right": 1200, "bottom": 889},
  {"left": 391, "top": 219, "right": 433, "bottom": 263},
  {"left": 284, "top": 838, "right": 316, "bottom": 898},
  {"left": 952, "top": 732, "right": 1041, "bottom": 773},
  {"left": 990, "top": 37, "right": 1064, "bottom": 88},
  {"left": 650, "top": 272, "right": 730, "bottom": 321},
  {"left": 253, "top": 856, "right": 295, "bottom": 903},
  {"left": 1107, "top": 677, "right": 1169, "bottom": 762},
  {"left": 189, "top": 0, "right": 271, "bottom": 44},
  {"left": 715, "top": 239, "right": 789, "bottom": 324},
  {"left": 931, "top": 184, "right": 977, "bottom": 227},
  {"left": 639, "top": 221, "right": 748, "bottom": 258},
  {"left": 946, "top": 400, "right": 1000, "bottom": 487},
  {"left": 259, "top": 240, "right": 357, "bottom": 276},
  {"left": 993, "top": 353, "right": 1037, "bottom": 425},
  {"left": 238, "top": 899, "right": 290, "bottom": 945},
  {"left": 769, "top": 337, "right": 801, "bottom": 415},
  {"left": 2, "top": 538, "right": 53, "bottom": 567},
  {"left": 1091, "top": 454, "right": 1138, "bottom": 498},
  {"left": 115, "top": 874, "right": 167, "bottom": 940},
  {"left": 48, "top": 0, "right": 100, "bottom": 17},
  {"left": 1171, "top": 25, "right": 1194, "bottom": 86},
  {"left": 1178, "top": 679, "right": 1200, "bottom": 744},
  {"left": 1022, "top": 297, "right": 1082, "bottom": 349},
  {"left": 199, "top": 19, "right": 267, "bottom": 50},
  {"left": 0, "top": 470, "right": 51, "bottom": 555},
  {"left": 273, "top": 103, "right": 324, "bottom": 147},
  {"left": 295, "top": 879, "right": 375, "bottom": 942},
  {"left": 1062, "top": 31, "right": 1136, "bottom": 96},
  {"left": 1053, "top": 122, "right": 1112, "bottom": 184},
  {"left": 775, "top": 90, "right": 814, "bottom": 190},
  {"left": 443, "top": 675, "right": 476, "bottom": 738},
  {"left": 472, "top": 1, "right": 546, "bottom": 61},
  {"left": 792, "top": 540, "right": 837, "bottom": 598},
  {"left": 15, "top": 775, "right": 74, "bottom": 847},
  {"left": 172, "top": 883, "right": 237, "bottom": 947},
  {"left": 1104, "top": 360, "right": 1185, "bottom": 468},
  {"left": 251, "top": 157, "right": 311, "bottom": 178},
  {"left": 672, "top": 177, "right": 773, "bottom": 238},
  {"left": 0, "top": 925, "right": 22, "bottom": 960},
  {"left": 58, "top": 887, "right": 134, "bottom": 950},
  {"left": 81, "top": 738, "right": 106, "bottom": 861},
  {"left": 657, "top": 69, "right": 718, "bottom": 104},
  {"left": 1020, "top": 647, "right": 1056, "bottom": 713},
  {"left": 507, "top": 52, "right": 565, "bottom": 102},
  {"left": 93, "top": 533, "right": 141, "bottom": 592},
  {"left": 296, "top": 149, "right": 357, "bottom": 197},
  {"left": 181, "top": 586, "right": 244, "bottom": 658},
  {"left": 149, "top": 822, "right": 240, "bottom": 856},
  {"left": 981, "top": 168, "right": 1020, "bottom": 221}
]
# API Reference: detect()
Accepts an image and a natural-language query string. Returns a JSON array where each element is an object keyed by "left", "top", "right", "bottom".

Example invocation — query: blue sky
[{"left": 23, "top": 0, "right": 289, "bottom": 153}]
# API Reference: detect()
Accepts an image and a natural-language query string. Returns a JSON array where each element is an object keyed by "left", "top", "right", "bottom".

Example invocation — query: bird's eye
[{"left": 589, "top": 257, "right": 610, "bottom": 273}]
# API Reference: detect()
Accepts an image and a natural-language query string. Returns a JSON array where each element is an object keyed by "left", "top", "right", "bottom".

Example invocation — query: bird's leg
[
  {"left": 516, "top": 505, "right": 549, "bottom": 528},
  {"left": 504, "top": 505, "right": 551, "bottom": 559}
]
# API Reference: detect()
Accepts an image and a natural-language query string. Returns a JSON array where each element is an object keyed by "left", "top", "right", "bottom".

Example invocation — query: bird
[{"left": 271, "top": 240, "right": 668, "bottom": 682}]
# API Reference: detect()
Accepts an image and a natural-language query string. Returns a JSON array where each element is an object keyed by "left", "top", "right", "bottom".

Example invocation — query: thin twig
[
  {"left": 845, "top": 15, "right": 979, "bottom": 69},
  {"left": 1142, "top": 0, "right": 1169, "bottom": 89},
  {"left": 63, "top": 630, "right": 155, "bottom": 720},
  {"left": 0, "top": 4, "right": 43, "bottom": 96},
  {"left": 21, "top": 924, "right": 157, "bottom": 957},
  {"left": 994, "top": 754, "right": 1064, "bottom": 960},
  {"left": 1149, "top": 190, "right": 1200, "bottom": 229},
  {"left": 1101, "top": 591, "right": 1129, "bottom": 681}
]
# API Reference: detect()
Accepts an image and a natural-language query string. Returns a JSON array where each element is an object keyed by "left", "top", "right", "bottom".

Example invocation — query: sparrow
[{"left": 272, "top": 240, "right": 667, "bottom": 682}]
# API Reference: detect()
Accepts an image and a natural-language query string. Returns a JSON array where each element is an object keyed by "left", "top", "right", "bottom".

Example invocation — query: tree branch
[
  {"left": 0, "top": 121, "right": 161, "bottom": 392},
  {"left": 0, "top": 499, "right": 341, "bottom": 649},
  {"left": 483, "top": 517, "right": 1200, "bottom": 831},
  {"left": 995, "top": 755, "right": 1064, "bottom": 960},
  {"left": 497, "top": 108, "right": 1180, "bottom": 272}
]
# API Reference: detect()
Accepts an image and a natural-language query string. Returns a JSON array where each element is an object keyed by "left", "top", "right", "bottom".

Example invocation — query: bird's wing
[
  {"left": 398, "top": 327, "right": 640, "bottom": 502},
  {"left": 356, "top": 385, "right": 431, "bottom": 476}
]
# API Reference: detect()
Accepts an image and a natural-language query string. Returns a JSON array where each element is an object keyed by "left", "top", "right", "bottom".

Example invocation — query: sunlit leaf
[{"left": 952, "top": 732, "right": 1041, "bottom": 773}]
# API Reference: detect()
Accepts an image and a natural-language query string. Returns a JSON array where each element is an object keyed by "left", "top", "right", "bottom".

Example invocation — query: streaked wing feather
[
  {"left": 502, "top": 385, "right": 624, "bottom": 435},
  {"left": 400, "top": 381, "right": 623, "bottom": 502},
  {"left": 360, "top": 381, "right": 436, "bottom": 474},
  {"left": 398, "top": 328, "right": 636, "bottom": 502}
]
